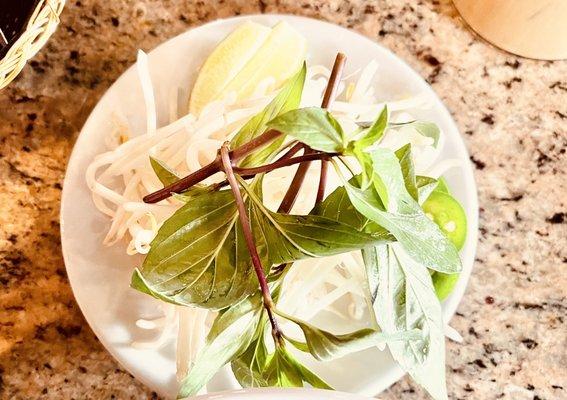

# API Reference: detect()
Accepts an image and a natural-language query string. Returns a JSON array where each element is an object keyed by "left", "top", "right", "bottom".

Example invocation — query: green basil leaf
[
  {"left": 311, "top": 179, "right": 368, "bottom": 231},
  {"left": 372, "top": 243, "right": 448, "bottom": 400},
  {"left": 178, "top": 293, "right": 263, "bottom": 397},
  {"left": 282, "top": 334, "right": 310, "bottom": 353},
  {"left": 395, "top": 144, "right": 418, "bottom": 201},
  {"left": 232, "top": 354, "right": 271, "bottom": 388},
  {"left": 289, "top": 356, "right": 333, "bottom": 390},
  {"left": 263, "top": 212, "right": 392, "bottom": 263},
  {"left": 133, "top": 175, "right": 393, "bottom": 308},
  {"left": 352, "top": 146, "right": 374, "bottom": 188},
  {"left": 355, "top": 106, "right": 388, "bottom": 149},
  {"left": 390, "top": 120, "right": 441, "bottom": 147},
  {"left": 264, "top": 346, "right": 303, "bottom": 387},
  {"left": 131, "top": 270, "right": 183, "bottom": 305},
  {"left": 149, "top": 156, "right": 181, "bottom": 185},
  {"left": 131, "top": 189, "right": 264, "bottom": 309},
  {"left": 361, "top": 245, "right": 380, "bottom": 302},
  {"left": 170, "top": 184, "right": 212, "bottom": 202},
  {"left": 349, "top": 107, "right": 388, "bottom": 186},
  {"left": 149, "top": 156, "right": 210, "bottom": 200},
  {"left": 268, "top": 107, "right": 346, "bottom": 153},
  {"left": 232, "top": 317, "right": 332, "bottom": 390},
  {"left": 231, "top": 315, "right": 271, "bottom": 388},
  {"left": 417, "top": 176, "right": 453, "bottom": 207},
  {"left": 210, "top": 292, "right": 263, "bottom": 336},
  {"left": 314, "top": 170, "right": 452, "bottom": 303},
  {"left": 231, "top": 63, "right": 307, "bottom": 167},
  {"left": 340, "top": 149, "right": 462, "bottom": 273},
  {"left": 412, "top": 121, "right": 441, "bottom": 147},
  {"left": 275, "top": 309, "right": 418, "bottom": 361},
  {"left": 241, "top": 179, "right": 393, "bottom": 264},
  {"left": 312, "top": 175, "right": 386, "bottom": 234},
  {"left": 264, "top": 345, "right": 333, "bottom": 389},
  {"left": 312, "top": 178, "right": 387, "bottom": 302},
  {"left": 416, "top": 175, "right": 438, "bottom": 204}
]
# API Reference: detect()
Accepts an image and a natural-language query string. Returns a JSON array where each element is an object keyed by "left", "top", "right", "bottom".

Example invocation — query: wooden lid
[{"left": 454, "top": 0, "right": 567, "bottom": 60}]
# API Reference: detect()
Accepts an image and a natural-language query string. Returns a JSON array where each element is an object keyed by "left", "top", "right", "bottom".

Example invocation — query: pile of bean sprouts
[{"left": 86, "top": 50, "right": 462, "bottom": 392}]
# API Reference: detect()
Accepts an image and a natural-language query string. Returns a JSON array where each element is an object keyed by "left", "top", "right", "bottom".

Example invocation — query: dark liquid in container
[{"left": 0, "top": 0, "right": 41, "bottom": 58}]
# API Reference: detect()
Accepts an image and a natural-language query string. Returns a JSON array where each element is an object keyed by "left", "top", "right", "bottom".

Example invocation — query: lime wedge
[
  {"left": 219, "top": 21, "right": 307, "bottom": 102},
  {"left": 189, "top": 22, "right": 271, "bottom": 116}
]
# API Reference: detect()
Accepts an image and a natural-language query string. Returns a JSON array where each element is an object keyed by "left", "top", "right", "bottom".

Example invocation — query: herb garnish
[{"left": 133, "top": 53, "right": 465, "bottom": 400}]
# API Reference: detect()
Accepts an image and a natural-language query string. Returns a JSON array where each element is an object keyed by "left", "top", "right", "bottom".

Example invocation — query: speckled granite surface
[{"left": 0, "top": 1, "right": 565, "bottom": 399}]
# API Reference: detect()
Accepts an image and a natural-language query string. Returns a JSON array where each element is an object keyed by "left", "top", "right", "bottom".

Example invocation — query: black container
[{"left": 0, "top": 0, "right": 41, "bottom": 57}]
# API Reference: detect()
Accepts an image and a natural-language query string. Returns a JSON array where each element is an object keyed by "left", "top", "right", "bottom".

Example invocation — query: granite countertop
[{"left": 0, "top": 1, "right": 565, "bottom": 399}]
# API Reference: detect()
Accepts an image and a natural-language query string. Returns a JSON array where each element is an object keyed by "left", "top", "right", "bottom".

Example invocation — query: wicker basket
[{"left": 0, "top": 0, "right": 65, "bottom": 89}]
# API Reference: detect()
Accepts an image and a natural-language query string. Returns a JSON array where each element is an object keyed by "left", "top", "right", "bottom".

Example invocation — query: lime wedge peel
[
  {"left": 189, "top": 21, "right": 272, "bottom": 116},
  {"left": 189, "top": 21, "right": 307, "bottom": 117}
]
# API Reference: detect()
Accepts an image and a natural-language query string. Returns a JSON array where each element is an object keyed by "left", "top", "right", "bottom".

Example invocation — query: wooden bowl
[{"left": 454, "top": 0, "right": 567, "bottom": 60}]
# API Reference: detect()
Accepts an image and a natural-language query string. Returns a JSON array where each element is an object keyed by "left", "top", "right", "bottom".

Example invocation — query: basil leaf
[
  {"left": 412, "top": 121, "right": 441, "bottom": 147},
  {"left": 268, "top": 107, "right": 346, "bottom": 153},
  {"left": 390, "top": 120, "right": 441, "bottom": 147},
  {"left": 178, "top": 293, "right": 263, "bottom": 397},
  {"left": 372, "top": 243, "right": 448, "bottom": 400},
  {"left": 149, "top": 156, "right": 210, "bottom": 200},
  {"left": 320, "top": 167, "right": 449, "bottom": 398},
  {"left": 132, "top": 189, "right": 263, "bottom": 309},
  {"left": 234, "top": 318, "right": 333, "bottom": 390},
  {"left": 264, "top": 345, "right": 332, "bottom": 389},
  {"left": 311, "top": 180, "right": 368, "bottom": 231},
  {"left": 312, "top": 179, "right": 387, "bottom": 302},
  {"left": 416, "top": 175, "right": 438, "bottom": 204},
  {"left": 348, "top": 107, "right": 388, "bottom": 186},
  {"left": 231, "top": 63, "right": 306, "bottom": 167},
  {"left": 242, "top": 180, "right": 393, "bottom": 264},
  {"left": 355, "top": 106, "right": 388, "bottom": 149},
  {"left": 131, "top": 270, "right": 183, "bottom": 305},
  {"left": 170, "top": 184, "right": 212, "bottom": 202},
  {"left": 276, "top": 309, "right": 419, "bottom": 361},
  {"left": 149, "top": 156, "right": 181, "bottom": 185},
  {"left": 231, "top": 315, "right": 271, "bottom": 388},
  {"left": 395, "top": 144, "right": 418, "bottom": 201},
  {"left": 282, "top": 334, "right": 310, "bottom": 353},
  {"left": 351, "top": 146, "right": 374, "bottom": 188},
  {"left": 133, "top": 177, "right": 393, "bottom": 308},
  {"left": 262, "top": 212, "right": 392, "bottom": 263},
  {"left": 264, "top": 346, "right": 303, "bottom": 387},
  {"left": 341, "top": 148, "right": 462, "bottom": 273},
  {"left": 289, "top": 355, "right": 333, "bottom": 390},
  {"left": 361, "top": 245, "right": 380, "bottom": 302},
  {"left": 395, "top": 144, "right": 441, "bottom": 204},
  {"left": 312, "top": 175, "right": 385, "bottom": 234}
]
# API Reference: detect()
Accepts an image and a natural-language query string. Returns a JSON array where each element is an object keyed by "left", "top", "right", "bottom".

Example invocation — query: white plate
[
  {"left": 194, "top": 388, "right": 373, "bottom": 400},
  {"left": 61, "top": 14, "right": 478, "bottom": 400}
]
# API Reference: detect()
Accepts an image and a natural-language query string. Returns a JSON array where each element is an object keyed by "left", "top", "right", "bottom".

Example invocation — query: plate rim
[
  {"left": 60, "top": 13, "right": 479, "bottom": 399},
  {"left": 192, "top": 387, "right": 375, "bottom": 399}
]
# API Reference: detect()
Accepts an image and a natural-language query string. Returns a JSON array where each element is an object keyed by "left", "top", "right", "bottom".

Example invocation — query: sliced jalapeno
[
  {"left": 434, "top": 177, "right": 450, "bottom": 194},
  {"left": 424, "top": 188, "right": 467, "bottom": 300},
  {"left": 423, "top": 191, "right": 467, "bottom": 250}
]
